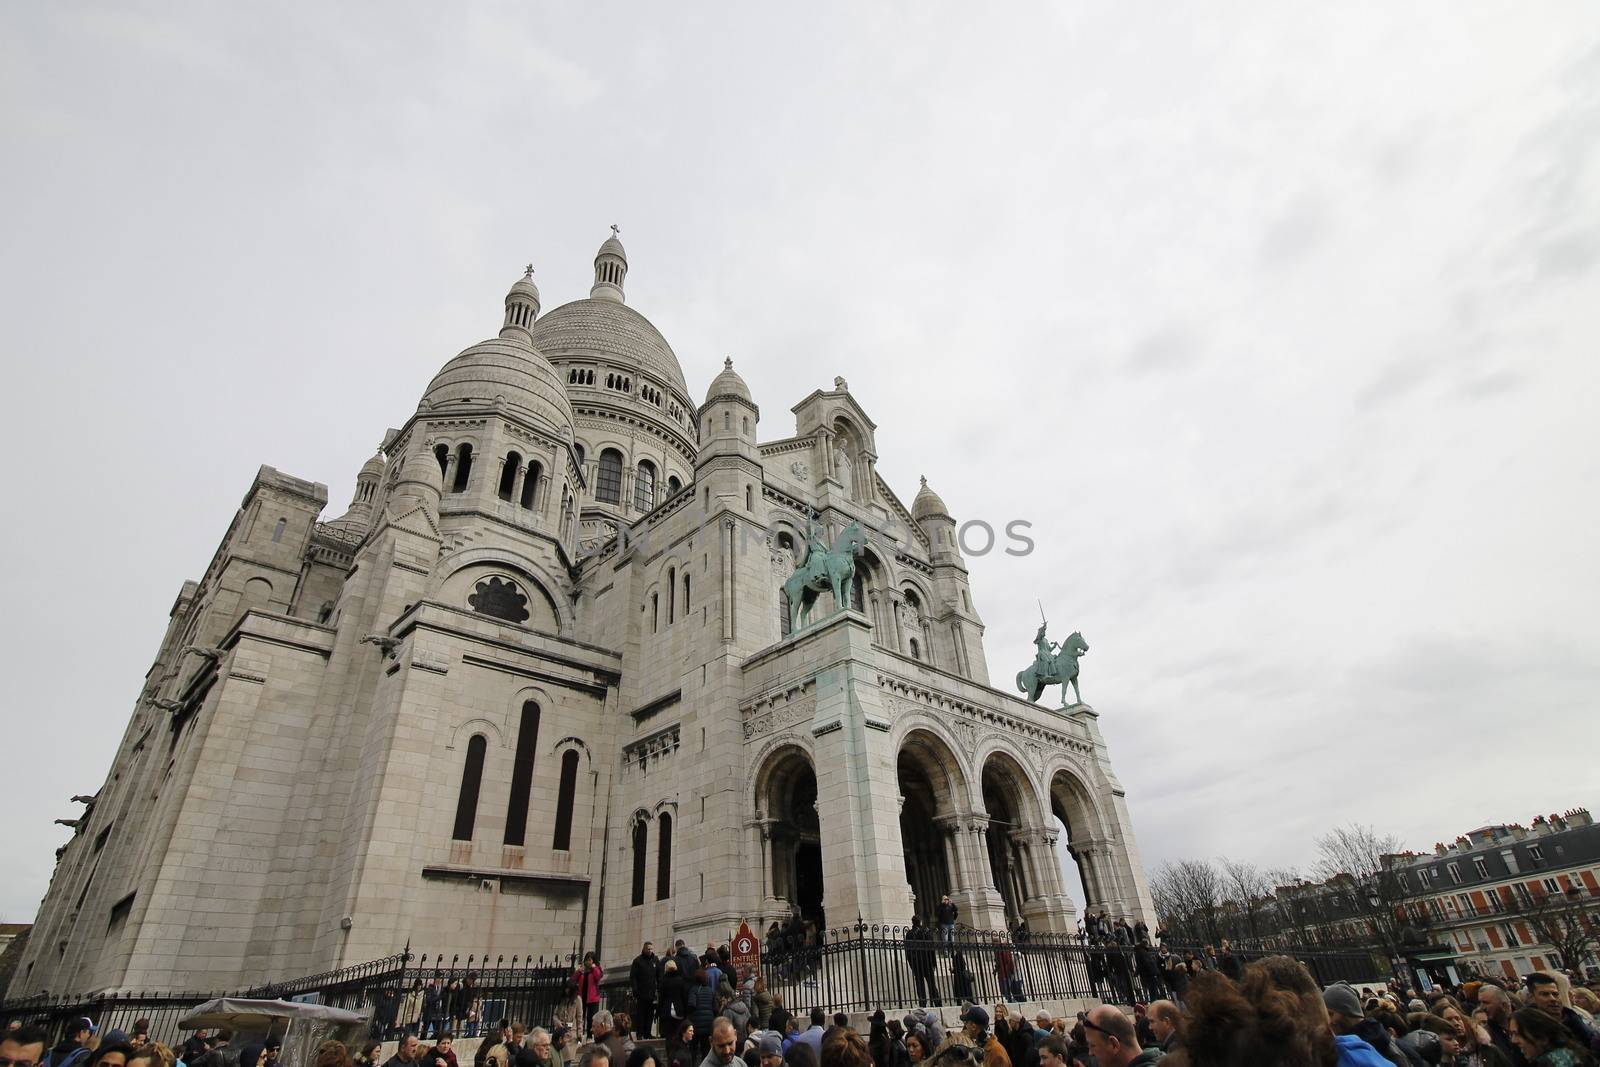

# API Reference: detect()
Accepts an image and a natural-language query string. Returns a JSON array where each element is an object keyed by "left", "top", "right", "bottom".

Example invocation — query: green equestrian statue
[
  {"left": 782, "top": 517, "right": 869, "bottom": 632},
  {"left": 1017, "top": 622, "right": 1088, "bottom": 707}
]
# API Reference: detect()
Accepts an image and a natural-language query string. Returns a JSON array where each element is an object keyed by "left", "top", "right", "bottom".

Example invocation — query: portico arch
[
  {"left": 754, "top": 745, "right": 825, "bottom": 928},
  {"left": 980, "top": 752, "right": 1042, "bottom": 927},
  {"left": 897, "top": 728, "right": 970, "bottom": 923},
  {"left": 1050, "top": 766, "right": 1113, "bottom": 915}
]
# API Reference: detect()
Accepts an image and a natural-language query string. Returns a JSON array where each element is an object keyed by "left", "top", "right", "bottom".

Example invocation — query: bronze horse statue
[
  {"left": 1017, "top": 626, "right": 1088, "bottom": 706},
  {"left": 783, "top": 520, "right": 869, "bottom": 631}
]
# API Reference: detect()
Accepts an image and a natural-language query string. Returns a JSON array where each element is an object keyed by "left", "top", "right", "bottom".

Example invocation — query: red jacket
[{"left": 576, "top": 964, "right": 604, "bottom": 1004}]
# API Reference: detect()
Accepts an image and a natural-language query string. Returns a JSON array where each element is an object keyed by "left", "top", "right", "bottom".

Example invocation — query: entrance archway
[
  {"left": 1050, "top": 768, "right": 1107, "bottom": 913},
  {"left": 897, "top": 730, "right": 970, "bottom": 923},
  {"left": 758, "top": 746, "right": 825, "bottom": 928},
  {"left": 981, "top": 752, "right": 1041, "bottom": 928}
]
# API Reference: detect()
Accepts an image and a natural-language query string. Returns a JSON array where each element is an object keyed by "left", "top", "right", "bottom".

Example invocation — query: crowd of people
[{"left": 6, "top": 940, "right": 1599, "bottom": 1067}]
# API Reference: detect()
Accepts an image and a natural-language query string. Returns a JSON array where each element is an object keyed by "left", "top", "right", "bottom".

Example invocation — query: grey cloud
[
  {"left": 1123, "top": 321, "right": 1202, "bottom": 375},
  {"left": 1259, "top": 194, "right": 1331, "bottom": 269}
]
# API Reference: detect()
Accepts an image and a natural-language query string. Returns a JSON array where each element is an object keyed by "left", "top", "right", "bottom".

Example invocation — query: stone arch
[
  {"left": 435, "top": 549, "right": 572, "bottom": 634},
  {"left": 551, "top": 735, "right": 593, "bottom": 766},
  {"left": 446, "top": 716, "right": 506, "bottom": 750},
  {"left": 1047, "top": 761, "right": 1111, "bottom": 912},
  {"left": 752, "top": 741, "right": 825, "bottom": 927},
  {"left": 978, "top": 748, "right": 1047, "bottom": 927},
  {"left": 896, "top": 726, "right": 973, "bottom": 922}
]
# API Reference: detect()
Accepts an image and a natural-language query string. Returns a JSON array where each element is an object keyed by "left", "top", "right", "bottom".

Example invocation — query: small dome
[
  {"left": 912, "top": 476, "right": 951, "bottom": 521},
  {"left": 598, "top": 234, "right": 627, "bottom": 261},
  {"left": 359, "top": 453, "right": 386, "bottom": 478},
  {"left": 530, "top": 298, "right": 688, "bottom": 396},
  {"left": 509, "top": 267, "right": 541, "bottom": 303},
  {"left": 421, "top": 336, "right": 575, "bottom": 436},
  {"left": 705, "top": 357, "right": 752, "bottom": 405},
  {"left": 397, "top": 447, "right": 444, "bottom": 493}
]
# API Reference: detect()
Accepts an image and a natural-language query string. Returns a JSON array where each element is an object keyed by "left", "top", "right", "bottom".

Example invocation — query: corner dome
[
  {"left": 421, "top": 336, "right": 575, "bottom": 436},
  {"left": 529, "top": 298, "right": 689, "bottom": 396},
  {"left": 358, "top": 453, "right": 386, "bottom": 478},
  {"left": 704, "top": 357, "right": 752, "bottom": 405},
  {"left": 912, "top": 476, "right": 951, "bottom": 521}
]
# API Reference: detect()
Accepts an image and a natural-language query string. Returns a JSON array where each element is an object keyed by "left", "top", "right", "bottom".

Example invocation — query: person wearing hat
[
  {"left": 46, "top": 1020, "right": 96, "bottom": 1067},
  {"left": 958, "top": 1007, "right": 1010, "bottom": 1067},
  {"left": 1325, "top": 984, "right": 1403, "bottom": 1067},
  {"left": 756, "top": 1034, "right": 783, "bottom": 1067}
]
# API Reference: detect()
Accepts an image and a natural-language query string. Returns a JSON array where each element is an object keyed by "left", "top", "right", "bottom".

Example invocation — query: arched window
[
  {"left": 634, "top": 460, "right": 656, "bottom": 512},
  {"left": 498, "top": 452, "right": 521, "bottom": 501},
  {"left": 452, "top": 735, "right": 487, "bottom": 841},
  {"left": 631, "top": 816, "right": 648, "bottom": 906},
  {"left": 271, "top": 517, "right": 287, "bottom": 543},
  {"left": 656, "top": 812, "right": 673, "bottom": 900},
  {"left": 651, "top": 592, "right": 659, "bottom": 633},
  {"left": 520, "top": 461, "right": 540, "bottom": 510},
  {"left": 552, "top": 749, "right": 580, "bottom": 850},
  {"left": 683, "top": 573, "right": 691, "bottom": 615},
  {"left": 469, "top": 576, "right": 530, "bottom": 623},
  {"left": 435, "top": 443, "right": 450, "bottom": 477},
  {"left": 745, "top": 484, "right": 753, "bottom": 511},
  {"left": 779, "top": 589, "right": 792, "bottom": 639},
  {"left": 452, "top": 443, "right": 473, "bottom": 493},
  {"left": 667, "top": 567, "right": 676, "bottom": 624},
  {"left": 742, "top": 416, "right": 750, "bottom": 435},
  {"left": 667, "top": 475, "right": 682, "bottom": 496},
  {"left": 909, "top": 637, "right": 921, "bottom": 661},
  {"left": 851, "top": 568, "right": 866, "bottom": 616},
  {"left": 503, "top": 701, "right": 540, "bottom": 846},
  {"left": 574, "top": 442, "right": 586, "bottom": 466},
  {"left": 723, "top": 411, "right": 731, "bottom": 431},
  {"left": 596, "top": 449, "right": 623, "bottom": 504}
]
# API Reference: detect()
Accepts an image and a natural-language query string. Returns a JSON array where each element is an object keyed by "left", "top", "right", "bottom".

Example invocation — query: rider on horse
[{"left": 1033, "top": 624, "right": 1058, "bottom": 681}]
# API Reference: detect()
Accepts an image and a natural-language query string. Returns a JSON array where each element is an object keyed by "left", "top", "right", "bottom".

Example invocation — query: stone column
[
  {"left": 511, "top": 465, "right": 528, "bottom": 508},
  {"left": 887, "top": 593, "right": 906, "bottom": 654},
  {"left": 960, "top": 814, "right": 1009, "bottom": 931},
  {"left": 442, "top": 452, "right": 459, "bottom": 492},
  {"left": 1017, "top": 827, "right": 1077, "bottom": 933}
]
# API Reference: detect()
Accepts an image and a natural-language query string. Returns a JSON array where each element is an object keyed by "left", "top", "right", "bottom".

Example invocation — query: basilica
[{"left": 14, "top": 234, "right": 1154, "bottom": 996}]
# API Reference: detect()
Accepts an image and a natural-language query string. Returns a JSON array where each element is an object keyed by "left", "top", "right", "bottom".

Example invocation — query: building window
[
  {"left": 1542, "top": 877, "right": 1560, "bottom": 895},
  {"left": 909, "top": 637, "right": 920, "bottom": 660},
  {"left": 656, "top": 812, "right": 673, "bottom": 900},
  {"left": 779, "top": 588, "right": 791, "bottom": 638},
  {"left": 435, "top": 443, "right": 450, "bottom": 477},
  {"left": 631, "top": 816, "right": 648, "bottom": 907},
  {"left": 271, "top": 517, "right": 287, "bottom": 543},
  {"left": 635, "top": 461, "right": 656, "bottom": 512},
  {"left": 652, "top": 592, "right": 659, "bottom": 633},
  {"left": 552, "top": 749, "right": 580, "bottom": 850},
  {"left": 596, "top": 449, "right": 623, "bottom": 504},
  {"left": 469, "top": 576, "right": 530, "bottom": 624},
  {"left": 498, "top": 451, "right": 521, "bottom": 501},
  {"left": 1528, "top": 844, "right": 1545, "bottom": 864},
  {"left": 520, "top": 462, "right": 540, "bottom": 510},
  {"left": 1399, "top": 872, "right": 1411, "bottom": 892},
  {"left": 1418, "top": 870, "right": 1431, "bottom": 887},
  {"left": 1474, "top": 857, "right": 1489, "bottom": 879},
  {"left": 451, "top": 443, "right": 474, "bottom": 493},
  {"left": 667, "top": 567, "right": 676, "bottom": 624},
  {"left": 682, "top": 573, "right": 691, "bottom": 616},
  {"left": 503, "top": 701, "right": 540, "bottom": 846},
  {"left": 667, "top": 475, "right": 683, "bottom": 496},
  {"left": 452, "top": 735, "right": 487, "bottom": 841},
  {"left": 1448, "top": 862, "right": 1462, "bottom": 885}
]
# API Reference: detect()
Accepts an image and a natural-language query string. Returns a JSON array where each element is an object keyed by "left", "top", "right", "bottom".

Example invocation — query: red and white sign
[{"left": 731, "top": 920, "right": 760, "bottom": 978}]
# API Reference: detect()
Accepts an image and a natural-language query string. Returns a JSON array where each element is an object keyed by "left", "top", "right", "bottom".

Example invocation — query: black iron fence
[
  {"left": 759, "top": 924, "right": 1382, "bottom": 1016},
  {"left": 0, "top": 950, "right": 581, "bottom": 1049},
  {"left": 2, "top": 932, "right": 1378, "bottom": 1044}
]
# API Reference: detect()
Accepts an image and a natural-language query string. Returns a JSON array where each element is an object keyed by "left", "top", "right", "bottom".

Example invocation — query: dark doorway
[
  {"left": 983, "top": 761, "right": 1029, "bottom": 927},
  {"left": 899, "top": 755, "right": 952, "bottom": 923},
  {"left": 795, "top": 842, "right": 824, "bottom": 927}
]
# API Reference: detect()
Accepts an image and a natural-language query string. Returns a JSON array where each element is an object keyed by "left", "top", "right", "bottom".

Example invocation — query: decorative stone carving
[
  {"left": 790, "top": 460, "right": 809, "bottom": 480},
  {"left": 469, "top": 576, "right": 530, "bottom": 623}
]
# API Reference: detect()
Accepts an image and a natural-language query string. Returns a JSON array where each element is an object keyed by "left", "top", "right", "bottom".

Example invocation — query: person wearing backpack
[{"left": 47, "top": 1019, "right": 96, "bottom": 1067}]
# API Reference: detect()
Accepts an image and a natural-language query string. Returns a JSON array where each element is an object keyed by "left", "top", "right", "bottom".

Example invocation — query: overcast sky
[{"left": 4, "top": 4, "right": 1598, "bottom": 925}]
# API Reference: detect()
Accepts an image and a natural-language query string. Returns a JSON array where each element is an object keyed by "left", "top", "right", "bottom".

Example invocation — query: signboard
[{"left": 731, "top": 920, "right": 760, "bottom": 979}]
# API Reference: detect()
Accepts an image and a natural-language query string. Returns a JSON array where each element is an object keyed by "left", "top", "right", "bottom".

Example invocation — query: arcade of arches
[{"left": 754, "top": 730, "right": 1139, "bottom": 933}]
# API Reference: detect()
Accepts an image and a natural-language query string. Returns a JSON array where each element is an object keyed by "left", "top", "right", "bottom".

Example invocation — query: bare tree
[
  {"left": 1313, "top": 823, "right": 1409, "bottom": 960},
  {"left": 1151, "top": 858, "right": 1225, "bottom": 946},
  {"left": 1505, "top": 883, "right": 1600, "bottom": 971},
  {"left": 1219, "top": 857, "right": 1273, "bottom": 945}
]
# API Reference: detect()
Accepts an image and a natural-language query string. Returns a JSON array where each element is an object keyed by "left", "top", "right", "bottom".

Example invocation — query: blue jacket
[{"left": 1335, "top": 1035, "right": 1394, "bottom": 1067}]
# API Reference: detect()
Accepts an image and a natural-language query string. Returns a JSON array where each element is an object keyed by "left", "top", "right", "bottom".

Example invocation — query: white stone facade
[{"left": 14, "top": 236, "right": 1154, "bottom": 998}]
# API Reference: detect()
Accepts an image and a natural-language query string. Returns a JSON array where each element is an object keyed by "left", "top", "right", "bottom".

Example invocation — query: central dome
[{"left": 529, "top": 298, "right": 689, "bottom": 397}]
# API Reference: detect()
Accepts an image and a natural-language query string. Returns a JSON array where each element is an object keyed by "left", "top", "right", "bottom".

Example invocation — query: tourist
[
  {"left": 660, "top": 962, "right": 689, "bottom": 1035},
  {"left": 796, "top": 1011, "right": 828, "bottom": 1061},
  {"left": 520, "top": 1029, "right": 556, "bottom": 1067},
  {"left": 904, "top": 1033, "right": 928, "bottom": 1067},
  {"left": 755, "top": 1035, "right": 783, "bottom": 1067},
  {"left": 626, "top": 1049, "right": 658, "bottom": 1067},
  {"left": 1082, "top": 1004, "right": 1156, "bottom": 1067},
  {"left": 821, "top": 1031, "right": 872, "bottom": 1067},
  {"left": 1145, "top": 1002, "right": 1181, "bottom": 1056},
  {"left": 357, "top": 1043, "right": 383, "bottom": 1067},
  {"left": 1432, "top": 1002, "right": 1506, "bottom": 1067},
  {"left": 906, "top": 917, "right": 937, "bottom": 1007},
  {"left": 128, "top": 1043, "right": 178, "bottom": 1067},
  {"left": 426, "top": 1033, "right": 458, "bottom": 1067},
  {"left": 1526, "top": 974, "right": 1597, "bottom": 1053},
  {"left": 48, "top": 1020, "right": 97, "bottom": 1067},
  {"left": 1325, "top": 983, "right": 1403, "bottom": 1067},
  {"left": 591, "top": 1014, "right": 627, "bottom": 1067},
  {"left": 576, "top": 954, "right": 605, "bottom": 1037},
  {"left": 950, "top": 953, "right": 975, "bottom": 1005},
  {"left": 955, "top": 1007, "right": 1008, "bottom": 1067},
  {"left": 936, "top": 898, "right": 958, "bottom": 945},
  {"left": 784, "top": 1043, "right": 818, "bottom": 1067},
  {"left": 702, "top": 1021, "right": 740, "bottom": 1067},
  {"left": 423, "top": 980, "right": 447, "bottom": 1041},
  {"left": 688, "top": 971, "right": 718, "bottom": 1060},
  {"left": 555, "top": 983, "right": 585, "bottom": 1039},
  {"left": 93, "top": 1045, "right": 134, "bottom": 1067},
  {"left": 384, "top": 1036, "right": 427, "bottom": 1067},
  {"left": 632, "top": 943, "right": 661, "bottom": 1040},
  {"left": 666, "top": 1024, "right": 696, "bottom": 1067},
  {"left": 752, "top": 979, "right": 774, "bottom": 1031},
  {"left": 452, "top": 976, "right": 478, "bottom": 1037},
  {"left": 313, "top": 1044, "right": 352, "bottom": 1067},
  {"left": 400, "top": 981, "right": 426, "bottom": 1038},
  {"left": 1509, "top": 1006, "right": 1595, "bottom": 1067},
  {"left": 1032, "top": 1037, "right": 1066, "bottom": 1067},
  {"left": 1478, "top": 985, "right": 1527, "bottom": 1067}
]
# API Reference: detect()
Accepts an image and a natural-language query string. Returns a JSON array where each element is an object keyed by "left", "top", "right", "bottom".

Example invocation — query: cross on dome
[
  {"left": 610, "top": 223, "right": 620, "bottom": 238},
  {"left": 524, "top": 263, "right": 534, "bottom": 278}
]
